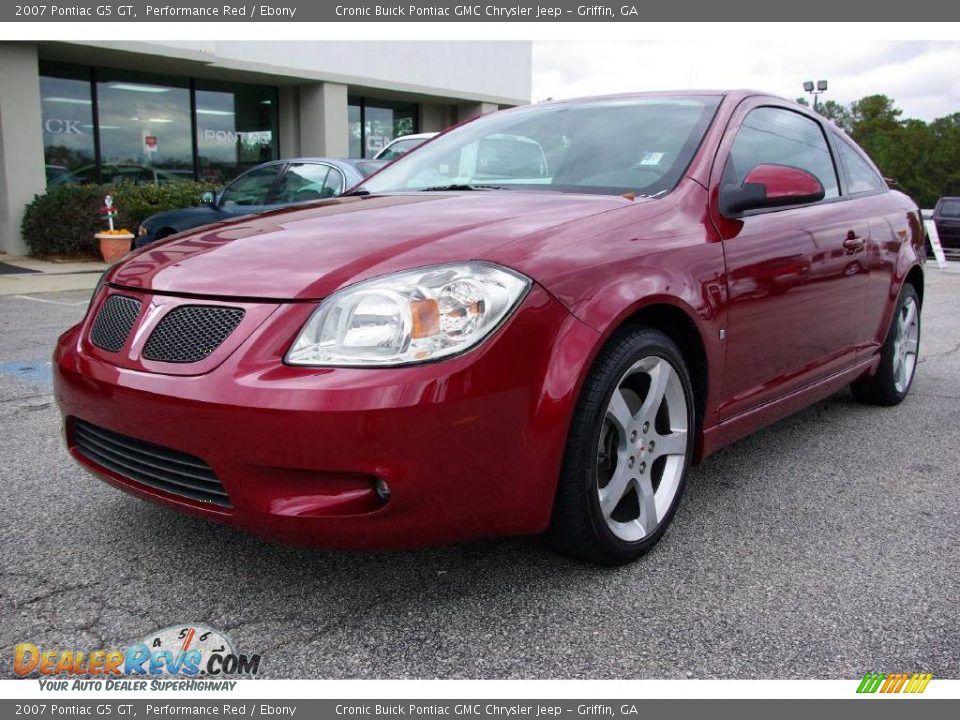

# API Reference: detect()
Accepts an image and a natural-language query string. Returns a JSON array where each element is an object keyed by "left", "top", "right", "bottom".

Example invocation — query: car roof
[
  {"left": 388, "top": 132, "right": 439, "bottom": 142},
  {"left": 249, "top": 157, "right": 368, "bottom": 178},
  {"left": 272, "top": 157, "right": 358, "bottom": 166},
  {"left": 525, "top": 89, "right": 782, "bottom": 108}
]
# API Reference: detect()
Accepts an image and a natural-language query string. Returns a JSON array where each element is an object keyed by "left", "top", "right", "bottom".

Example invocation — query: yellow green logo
[{"left": 857, "top": 672, "right": 933, "bottom": 694}]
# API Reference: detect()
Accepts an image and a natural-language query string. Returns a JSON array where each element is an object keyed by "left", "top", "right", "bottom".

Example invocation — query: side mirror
[
  {"left": 719, "top": 164, "right": 825, "bottom": 217},
  {"left": 200, "top": 191, "right": 216, "bottom": 206}
]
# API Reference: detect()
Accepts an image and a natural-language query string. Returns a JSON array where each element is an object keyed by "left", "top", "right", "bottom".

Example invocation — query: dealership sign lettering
[
  {"left": 203, "top": 129, "right": 272, "bottom": 145},
  {"left": 43, "top": 122, "right": 270, "bottom": 145},
  {"left": 44, "top": 118, "right": 84, "bottom": 134}
]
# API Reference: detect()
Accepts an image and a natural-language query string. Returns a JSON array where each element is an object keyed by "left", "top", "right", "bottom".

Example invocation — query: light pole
[{"left": 803, "top": 80, "right": 828, "bottom": 112}]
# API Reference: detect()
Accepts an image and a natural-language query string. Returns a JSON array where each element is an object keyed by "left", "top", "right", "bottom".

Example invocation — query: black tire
[
  {"left": 851, "top": 283, "right": 921, "bottom": 406},
  {"left": 548, "top": 327, "right": 696, "bottom": 566}
]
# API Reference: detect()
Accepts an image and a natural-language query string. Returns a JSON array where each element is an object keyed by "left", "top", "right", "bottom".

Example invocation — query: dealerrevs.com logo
[
  {"left": 856, "top": 672, "right": 933, "bottom": 694},
  {"left": 14, "top": 624, "right": 261, "bottom": 690}
]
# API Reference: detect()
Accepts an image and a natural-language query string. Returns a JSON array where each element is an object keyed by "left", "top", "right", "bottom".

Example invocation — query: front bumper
[{"left": 53, "top": 285, "right": 599, "bottom": 549}]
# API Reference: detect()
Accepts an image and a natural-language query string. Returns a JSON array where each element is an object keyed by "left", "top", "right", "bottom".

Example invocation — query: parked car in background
[
  {"left": 135, "top": 158, "right": 381, "bottom": 247},
  {"left": 56, "top": 91, "right": 924, "bottom": 566},
  {"left": 932, "top": 197, "right": 960, "bottom": 259},
  {"left": 50, "top": 163, "right": 191, "bottom": 187},
  {"left": 45, "top": 164, "right": 69, "bottom": 185},
  {"left": 373, "top": 132, "right": 438, "bottom": 161}
]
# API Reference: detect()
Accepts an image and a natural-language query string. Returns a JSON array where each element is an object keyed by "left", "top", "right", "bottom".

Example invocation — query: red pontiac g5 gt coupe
[{"left": 54, "top": 91, "right": 924, "bottom": 565}]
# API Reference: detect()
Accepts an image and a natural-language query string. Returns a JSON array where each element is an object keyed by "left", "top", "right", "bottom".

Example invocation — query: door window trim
[
  {"left": 710, "top": 98, "right": 852, "bottom": 219},
  {"left": 828, "top": 131, "right": 889, "bottom": 200},
  {"left": 324, "top": 165, "right": 346, "bottom": 195},
  {"left": 276, "top": 162, "right": 347, "bottom": 202}
]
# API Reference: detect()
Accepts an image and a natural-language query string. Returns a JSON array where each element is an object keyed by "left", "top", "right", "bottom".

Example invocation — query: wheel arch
[
  {"left": 579, "top": 296, "right": 715, "bottom": 463},
  {"left": 905, "top": 263, "right": 924, "bottom": 306},
  {"left": 620, "top": 303, "right": 708, "bottom": 433}
]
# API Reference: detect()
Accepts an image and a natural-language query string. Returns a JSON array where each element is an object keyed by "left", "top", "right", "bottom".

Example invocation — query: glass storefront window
[
  {"left": 366, "top": 101, "right": 417, "bottom": 157},
  {"left": 39, "top": 63, "right": 96, "bottom": 187},
  {"left": 38, "top": 62, "right": 279, "bottom": 187},
  {"left": 95, "top": 69, "right": 193, "bottom": 184},
  {"left": 348, "top": 97, "right": 418, "bottom": 158},
  {"left": 348, "top": 102, "right": 362, "bottom": 159},
  {"left": 196, "top": 80, "right": 279, "bottom": 185}
]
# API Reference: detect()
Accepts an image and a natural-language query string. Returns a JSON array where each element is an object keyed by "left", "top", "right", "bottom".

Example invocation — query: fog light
[{"left": 374, "top": 478, "right": 391, "bottom": 503}]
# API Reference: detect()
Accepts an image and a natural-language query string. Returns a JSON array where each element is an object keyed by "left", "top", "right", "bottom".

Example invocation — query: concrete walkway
[{"left": 0, "top": 255, "right": 109, "bottom": 295}]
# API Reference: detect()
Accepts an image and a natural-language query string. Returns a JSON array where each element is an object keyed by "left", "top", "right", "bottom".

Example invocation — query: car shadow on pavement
[
  {"left": 65, "top": 386, "right": 948, "bottom": 678},
  {"left": 92, "top": 387, "right": 868, "bottom": 598}
]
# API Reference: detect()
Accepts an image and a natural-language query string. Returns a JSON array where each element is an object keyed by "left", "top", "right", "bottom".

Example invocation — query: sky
[{"left": 532, "top": 41, "right": 960, "bottom": 121}]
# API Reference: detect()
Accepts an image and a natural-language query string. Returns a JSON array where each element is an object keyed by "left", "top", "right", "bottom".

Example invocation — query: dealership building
[{"left": 0, "top": 41, "right": 532, "bottom": 255}]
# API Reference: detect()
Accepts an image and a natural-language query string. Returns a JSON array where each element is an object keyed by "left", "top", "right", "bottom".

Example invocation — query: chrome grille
[
  {"left": 143, "top": 305, "right": 245, "bottom": 363},
  {"left": 73, "top": 419, "right": 230, "bottom": 507},
  {"left": 89, "top": 295, "right": 141, "bottom": 352}
]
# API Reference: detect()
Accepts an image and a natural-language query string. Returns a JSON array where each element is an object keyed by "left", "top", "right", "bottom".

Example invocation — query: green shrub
[{"left": 21, "top": 181, "right": 217, "bottom": 257}]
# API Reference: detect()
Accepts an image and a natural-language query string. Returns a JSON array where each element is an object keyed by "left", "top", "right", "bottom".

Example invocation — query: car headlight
[
  {"left": 286, "top": 262, "right": 531, "bottom": 367},
  {"left": 137, "top": 225, "right": 148, "bottom": 237}
]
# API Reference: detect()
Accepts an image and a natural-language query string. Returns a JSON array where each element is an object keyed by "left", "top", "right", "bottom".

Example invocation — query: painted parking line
[{"left": 12, "top": 295, "right": 89, "bottom": 307}]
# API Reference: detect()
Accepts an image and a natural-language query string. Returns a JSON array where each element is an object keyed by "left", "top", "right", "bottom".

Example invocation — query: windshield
[
  {"left": 939, "top": 199, "right": 960, "bottom": 218},
  {"left": 357, "top": 96, "right": 721, "bottom": 196}
]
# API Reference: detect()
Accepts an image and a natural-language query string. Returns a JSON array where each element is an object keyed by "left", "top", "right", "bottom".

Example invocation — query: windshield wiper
[{"left": 417, "top": 183, "right": 508, "bottom": 192}]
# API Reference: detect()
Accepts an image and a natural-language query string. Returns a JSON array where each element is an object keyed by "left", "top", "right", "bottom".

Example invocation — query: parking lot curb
[{"left": 0, "top": 255, "right": 107, "bottom": 296}]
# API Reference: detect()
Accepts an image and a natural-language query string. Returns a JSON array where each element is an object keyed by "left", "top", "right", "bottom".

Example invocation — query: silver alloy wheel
[
  {"left": 596, "top": 355, "right": 689, "bottom": 542},
  {"left": 893, "top": 295, "right": 920, "bottom": 394}
]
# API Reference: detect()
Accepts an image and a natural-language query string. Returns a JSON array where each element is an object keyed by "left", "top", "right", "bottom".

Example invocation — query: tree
[
  {"left": 786, "top": 92, "right": 955, "bottom": 205},
  {"left": 794, "top": 97, "right": 851, "bottom": 131},
  {"left": 849, "top": 95, "right": 901, "bottom": 137},
  {"left": 842, "top": 96, "right": 960, "bottom": 207},
  {"left": 817, "top": 100, "right": 852, "bottom": 133}
]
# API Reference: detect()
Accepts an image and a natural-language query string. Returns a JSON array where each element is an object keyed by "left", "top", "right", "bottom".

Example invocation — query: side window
[
  {"left": 725, "top": 107, "right": 839, "bottom": 200},
  {"left": 836, "top": 138, "right": 886, "bottom": 195},
  {"left": 274, "top": 163, "right": 341, "bottom": 203},
  {"left": 322, "top": 168, "right": 345, "bottom": 197},
  {"left": 220, "top": 165, "right": 282, "bottom": 206}
]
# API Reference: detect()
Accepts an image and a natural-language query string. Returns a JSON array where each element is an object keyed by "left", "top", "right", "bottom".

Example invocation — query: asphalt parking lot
[{"left": 1, "top": 270, "right": 958, "bottom": 680}]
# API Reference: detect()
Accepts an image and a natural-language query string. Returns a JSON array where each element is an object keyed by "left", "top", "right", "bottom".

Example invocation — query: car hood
[{"left": 109, "top": 192, "right": 634, "bottom": 300}]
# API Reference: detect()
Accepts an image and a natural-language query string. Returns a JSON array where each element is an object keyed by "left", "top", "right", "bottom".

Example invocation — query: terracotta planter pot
[{"left": 94, "top": 233, "right": 134, "bottom": 264}]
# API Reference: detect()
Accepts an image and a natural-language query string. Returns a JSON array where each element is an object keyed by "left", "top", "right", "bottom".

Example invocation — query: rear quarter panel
[{"left": 863, "top": 190, "right": 925, "bottom": 355}]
